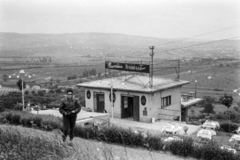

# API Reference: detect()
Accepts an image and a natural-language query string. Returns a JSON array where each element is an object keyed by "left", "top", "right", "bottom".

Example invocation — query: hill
[{"left": 0, "top": 32, "right": 239, "bottom": 59}]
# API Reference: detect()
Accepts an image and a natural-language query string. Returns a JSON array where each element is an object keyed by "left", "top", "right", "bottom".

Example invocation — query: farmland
[{"left": 1, "top": 56, "right": 240, "bottom": 102}]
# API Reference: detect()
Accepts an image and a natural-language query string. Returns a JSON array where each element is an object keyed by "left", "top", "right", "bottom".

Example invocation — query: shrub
[
  {"left": 146, "top": 135, "right": 164, "bottom": 150},
  {"left": 220, "top": 122, "right": 239, "bottom": 133},
  {"left": 37, "top": 90, "right": 46, "bottom": 96},
  {"left": 14, "top": 104, "right": 23, "bottom": 111},
  {"left": 168, "top": 137, "right": 193, "bottom": 157},
  {"left": 0, "top": 111, "right": 62, "bottom": 131},
  {"left": 233, "top": 106, "right": 240, "bottom": 113},
  {"left": 215, "top": 112, "right": 228, "bottom": 120},
  {"left": 1, "top": 111, "right": 239, "bottom": 159}
]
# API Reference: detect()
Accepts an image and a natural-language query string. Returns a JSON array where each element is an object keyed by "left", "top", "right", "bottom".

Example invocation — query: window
[
  {"left": 161, "top": 96, "right": 171, "bottom": 108},
  {"left": 86, "top": 90, "right": 91, "bottom": 99},
  {"left": 141, "top": 96, "right": 146, "bottom": 106}
]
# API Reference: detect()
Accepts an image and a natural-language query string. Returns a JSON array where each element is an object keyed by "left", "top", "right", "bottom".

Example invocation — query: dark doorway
[
  {"left": 181, "top": 107, "right": 188, "bottom": 122},
  {"left": 121, "top": 95, "right": 139, "bottom": 121},
  {"left": 133, "top": 96, "right": 140, "bottom": 121},
  {"left": 96, "top": 94, "right": 105, "bottom": 113}
]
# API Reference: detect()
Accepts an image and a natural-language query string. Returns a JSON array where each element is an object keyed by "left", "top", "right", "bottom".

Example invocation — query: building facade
[{"left": 77, "top": 75, "right": 190, "bottom": 122}]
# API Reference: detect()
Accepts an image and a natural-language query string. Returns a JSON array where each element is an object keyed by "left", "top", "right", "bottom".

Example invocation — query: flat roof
[
  {"left": 77, "top": 75, "right": 189, "bottom": 93},
  {"left": 181, "top": 98, "right": 202, "bottom": 108}
]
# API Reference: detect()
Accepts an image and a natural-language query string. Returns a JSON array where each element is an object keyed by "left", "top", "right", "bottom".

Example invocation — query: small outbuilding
[{"left": 77, "top": 74, "right": 192, "bottom": 122}]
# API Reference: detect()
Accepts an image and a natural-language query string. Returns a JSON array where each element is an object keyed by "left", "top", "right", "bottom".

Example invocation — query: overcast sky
[{"left": 1, "top": 0, "right": 240, "bottom": 39}]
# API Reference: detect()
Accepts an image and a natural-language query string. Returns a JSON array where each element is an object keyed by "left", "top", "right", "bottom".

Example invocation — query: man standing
[{"left": 59, "top": 89, "right": 81, "bottom": 142}]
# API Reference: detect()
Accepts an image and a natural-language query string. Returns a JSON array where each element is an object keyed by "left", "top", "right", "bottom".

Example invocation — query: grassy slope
[{"left": 0, "top": 124, "right": 196, "bottom": 160}]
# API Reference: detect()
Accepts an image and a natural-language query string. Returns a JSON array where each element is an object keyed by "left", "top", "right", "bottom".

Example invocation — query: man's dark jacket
[{"left": 59, "top": 97, "right": 81, "bottom": 115}]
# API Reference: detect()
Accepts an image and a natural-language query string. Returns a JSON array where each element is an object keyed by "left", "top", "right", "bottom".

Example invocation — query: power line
[
  {"left": 157, "top": 25, "right": 240, "bottom": 46},
  {"left": 157, "top": 36, "right": 240, "bottom": 55}
]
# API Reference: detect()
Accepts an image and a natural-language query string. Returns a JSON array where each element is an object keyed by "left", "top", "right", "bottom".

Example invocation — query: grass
[{"left": 0, "top": 124, "right": 195, "bottom": 160}]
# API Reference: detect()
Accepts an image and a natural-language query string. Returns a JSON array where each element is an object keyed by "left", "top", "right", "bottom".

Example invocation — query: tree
[
  {"left": 2, "top": 75, "right": 8, "bottom": 81},
  {"left": 16, "top": 79, "right": 26, "bottom": 91},
  {"left": 201, "top": 103, "right": 215, "bottom": 115},
  {"left": 37, "top": 90, "right": 46, "bottom": 97},
  {"left": 219, "top": 93, "right": 233, "bottom": 108},
  {"left": 219, "top": 93, "right": 234, "bottom": 131},
  {"left": 31, "top": 90, "right": 36, "bottom": 95},
  {"left": 49, "top": 89, "right": 55, "bottom": 94},
  {"left": 24, "top": 90, "right": 29, "bottom": 95},
  {"left": 199, "top": 96, "right": 216, "bottom": 107}
]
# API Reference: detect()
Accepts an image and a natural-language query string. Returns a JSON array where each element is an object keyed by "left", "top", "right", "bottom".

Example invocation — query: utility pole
[
  {"left": 194, "top": 80, "right": 197, "bottom": 98},
  {"left": 178, "top": 59, "right": 180, "bottom": 81},
  {"left": 111, "top": 77, "right": 114, "bottom": 118},
  {"left": 149, "top": 46, "right": 155, "bottom": 88}
]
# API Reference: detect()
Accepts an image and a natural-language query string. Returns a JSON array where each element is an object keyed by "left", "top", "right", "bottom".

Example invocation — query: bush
[
  {"left": 37, "top": 90, "right": 46, "bottom": 96},
  {"left": 215, "top": 112, "right": 228, "bottom": 120},
  {"left": 1, "top": 111, "right": 239, "bottom": 159},
  {"left": 233, "top": 106, "right": 240, "bottom": 113},
  {"left": 220, "top": 122, "right": 239, "bottom": 133},
  {"left": 47, "top": 102, "right": 60, "bottom": 109},
  {"left": 14, "top": 104, "right": 23, "bottom": 111},
  {"left": 0, "top": 111, "right": 62, "bottom": 131},
  {"left": 168, "top": 138, "right": 193, "bottom": 157}
]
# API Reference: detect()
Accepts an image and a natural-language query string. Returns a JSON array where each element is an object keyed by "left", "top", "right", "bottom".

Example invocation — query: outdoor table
[
  {"left": 197, "top": 129, "right": 216, "bottom": 140},
  {"left": 161, "top": 124, "right": 182, "bottom": 135},
  {"left": 201, "top": 120, "right": 220, "bottom": 130},
  {"left": 220, "top": 145, "right": 237, "bottom": 154},
  {"left": 229, "top": 134, "right": 240, "bottom": 151},
  {"left": 163, "top": 136, "right": 183, "bottom": 142}
]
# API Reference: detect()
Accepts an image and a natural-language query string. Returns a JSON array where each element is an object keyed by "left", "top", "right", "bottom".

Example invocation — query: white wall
[
  {"left": 84, "top": 86, "right": 182, "bottom": 122},
  {"left": 158, "top": 87, "right": 182, "bottom": 120}
]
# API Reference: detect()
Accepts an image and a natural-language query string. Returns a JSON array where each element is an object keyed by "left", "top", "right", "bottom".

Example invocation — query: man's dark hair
[{"left": 66, "top": 88, "right": 73, "bottom": 94}]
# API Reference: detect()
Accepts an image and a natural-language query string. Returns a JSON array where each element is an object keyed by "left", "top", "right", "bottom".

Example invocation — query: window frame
[{"left": 161, "top": 96, "right": 171, "bottom": 108}]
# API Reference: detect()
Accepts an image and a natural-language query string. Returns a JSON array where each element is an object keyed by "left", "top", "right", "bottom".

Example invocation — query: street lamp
[
  {"left": 8, "top": 70, "right": 35, "bottom": 111},
  {"left": 194, "top": 80, "right": 197, "bottom": 98}
]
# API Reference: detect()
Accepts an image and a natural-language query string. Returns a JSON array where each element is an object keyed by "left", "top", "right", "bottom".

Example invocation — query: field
[{"left": 1, "top": 56, "right": 240, "bottom": 104}]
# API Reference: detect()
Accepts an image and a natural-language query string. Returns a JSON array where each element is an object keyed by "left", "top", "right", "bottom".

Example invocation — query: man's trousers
[{"left": 62, "top": 114, "right": 77, "bottom": 140}]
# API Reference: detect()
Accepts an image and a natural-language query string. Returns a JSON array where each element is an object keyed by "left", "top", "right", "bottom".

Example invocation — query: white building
[{"left": 77, "top": 75, "right": 199, "bottom": 123}]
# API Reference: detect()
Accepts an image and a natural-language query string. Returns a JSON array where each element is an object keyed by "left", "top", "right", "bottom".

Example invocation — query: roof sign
[{"left": 105, "top": 61, "right": 150, "bottom": 73}]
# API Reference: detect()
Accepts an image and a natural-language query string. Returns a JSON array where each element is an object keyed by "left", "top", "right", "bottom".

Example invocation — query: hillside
[
  {"left": 0, "top": 32, "right": 239, "bottom": 59},
  {"left": 0, "top": 124, "right": 195, "bottom": 160}
]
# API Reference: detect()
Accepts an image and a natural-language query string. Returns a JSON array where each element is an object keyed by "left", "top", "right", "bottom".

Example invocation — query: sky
[{"left": 0, "top": 0, "right": 240, "bottom": 39}]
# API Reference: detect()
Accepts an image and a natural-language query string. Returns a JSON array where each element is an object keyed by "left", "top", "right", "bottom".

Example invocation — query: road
[{"left": 182, "top": 87, "right": 240, "bottom": 103}]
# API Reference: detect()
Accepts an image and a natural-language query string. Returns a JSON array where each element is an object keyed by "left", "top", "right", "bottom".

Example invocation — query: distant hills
[{"left": 0, "top": 32, "right": 239, "bottom": 59}]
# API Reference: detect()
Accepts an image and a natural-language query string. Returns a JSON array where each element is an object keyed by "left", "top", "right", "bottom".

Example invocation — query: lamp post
[
  {"left": 9, "top": 70, "right": 35, "bottom": 111},
  {"left": 194, "top": 80, "right": 197, "bottom": 98},
  {"left": 111, "top": 77, "right": 114, "bottom": 118}
]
